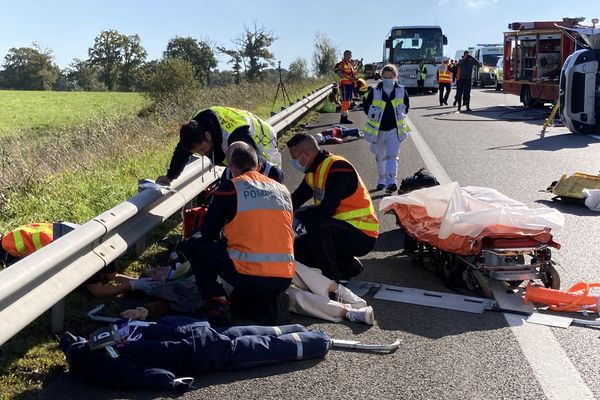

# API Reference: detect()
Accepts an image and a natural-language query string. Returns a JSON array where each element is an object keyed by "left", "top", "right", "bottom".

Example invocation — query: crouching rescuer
[
  {"left": 178, "top": 142, "right": 295, "bottom": 325},
  {"left": 287, "top": 133, "right": 379, "bottom": 282}
]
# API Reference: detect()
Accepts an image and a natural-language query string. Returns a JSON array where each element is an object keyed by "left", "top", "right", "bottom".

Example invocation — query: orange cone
[{"left": 524, "top": 282, "right": 600, "bottom": 312}]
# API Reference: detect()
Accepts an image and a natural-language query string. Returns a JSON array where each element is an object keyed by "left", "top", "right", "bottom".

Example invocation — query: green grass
[
  {"left": 0, "top": 90, "right": 147, "bottom": 137},
  {"left": 0, "top": 78, "right": 330, "bottom": 398}
]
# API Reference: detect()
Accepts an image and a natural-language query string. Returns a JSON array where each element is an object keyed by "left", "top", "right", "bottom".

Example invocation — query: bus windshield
[{"left": 389, "top": 28, "right": 443, "bottom": 63}]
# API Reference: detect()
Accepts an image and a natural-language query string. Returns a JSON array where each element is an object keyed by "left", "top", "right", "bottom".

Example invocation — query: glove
[{"left": 128, "top": 278, "right": 160, "bottom": 293}]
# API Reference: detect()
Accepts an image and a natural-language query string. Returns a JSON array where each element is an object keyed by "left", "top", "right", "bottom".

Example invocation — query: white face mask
[
  {"left": 290, "top": 152, "right": 307, "bottom": 172},
  {"left": 382, "top": 78, "right": 395, "bottom": 91}
]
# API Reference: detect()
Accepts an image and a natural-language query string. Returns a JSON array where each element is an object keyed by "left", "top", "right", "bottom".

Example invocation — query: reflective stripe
[
  {"left": 273, "top": 327, "right": 282, "bottom": 335},
  {"left": 31, "top": 231, "right": 44, "bottom": 250},
  {"left": 233, "top": 179, "right": 292, "bottom": 212},
  {"left": 12, "top": 230, "right": 26, "bottom": 254},
  {"left": 291, "top": 332, "right": 303, "bottom": 359},
  {"left": 227, "top": 249, "right": 295, "bottom": 264},
  {"left": 334, "top": 206, "right": 374, "bottom": 221},
  {"left": 362, "top": 85, "right": 408, "bottom": 142},
  {"left": 342, "top": 219, "right": 380, "bottom": 232}
]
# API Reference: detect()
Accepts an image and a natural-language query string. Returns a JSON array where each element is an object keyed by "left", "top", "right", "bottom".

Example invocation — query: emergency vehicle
[
  {"left": 469, "top": 44, "right": 503, "bottom": 87},
  {"left": 502, "top": 20, "right": 578, "bottom": 107}
]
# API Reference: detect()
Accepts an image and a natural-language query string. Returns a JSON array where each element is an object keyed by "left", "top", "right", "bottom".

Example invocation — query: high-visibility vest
[
  {"left": 195, "top": 106, "right": 280, "bottom": 166},
  {"left": 438, "top": 66, "right": 452, "bottom": 84},
  {"left": 224, "top": 171, "right": 295, "bottom": 278},
  {"left": 362, "top": 85, "right": 410, "bottom": 143},
  {"left": 305, "top": 154, "right": 379, "bottom": 238},
  {"left": 1, "top": 223, "right": 53, "bottom": 257},
  {"left": 336, "top": 60, "right": 355, "bottom": 85}
]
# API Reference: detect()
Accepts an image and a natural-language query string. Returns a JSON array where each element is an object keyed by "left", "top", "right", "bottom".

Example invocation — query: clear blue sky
[{"left": 1, "top": 0, "right": 598, "bottom": 71}]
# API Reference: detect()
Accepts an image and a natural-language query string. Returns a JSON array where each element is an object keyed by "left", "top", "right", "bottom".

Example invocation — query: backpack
[{"left": 398, "top": 167, "right": 440, "bottom": 194}]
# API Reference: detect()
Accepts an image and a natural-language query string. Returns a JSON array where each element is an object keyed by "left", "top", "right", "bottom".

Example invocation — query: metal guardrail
[{"left": 0, "top": 83, "right": 333, "bottom": 346}]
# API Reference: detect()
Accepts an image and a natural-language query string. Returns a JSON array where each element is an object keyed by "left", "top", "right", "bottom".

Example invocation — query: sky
[{"left": 1, "top": 0, "right": 598, "bottom": 71}]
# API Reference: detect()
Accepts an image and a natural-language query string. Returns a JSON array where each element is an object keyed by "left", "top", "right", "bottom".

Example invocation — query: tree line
[{"left": 0, "top": 25, "right": 340, "bottom": 92}]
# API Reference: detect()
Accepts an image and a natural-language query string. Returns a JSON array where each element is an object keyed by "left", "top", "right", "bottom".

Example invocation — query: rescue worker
[
  {"left": 179, "top": 142, "right": 295, "bottom": 325},
  {"left": 334, "top": 50, "right": 356, "bottom": 124},
  {"left": 437, "top": 57, "right": 452, "bottom": 106},
  {"left": 362, "top": 64, "right": 410, "bottom": 193},
  {"left": 156, "top": 106, "right": 283, "bottom": 185},
  {"left": 417, "top": 61, "right": 427, "bottom": 94},
  {"left": 455, "top": 50, "right": 481, "bottom": 112},
  {"left": 287, "top": 133, "right": 379, "bottom": 281}
]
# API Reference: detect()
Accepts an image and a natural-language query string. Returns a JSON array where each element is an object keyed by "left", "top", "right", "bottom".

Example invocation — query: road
[{"left": 42, "top": 86, "right": 600, "bottom": 400}]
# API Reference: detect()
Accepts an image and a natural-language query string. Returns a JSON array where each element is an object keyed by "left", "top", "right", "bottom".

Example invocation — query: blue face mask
[
  {"left": 290, "top": 152, "right": 307, "bottom": 172},
  {"left": 382, "top": 78, "right": 395, "bottom": 91}
]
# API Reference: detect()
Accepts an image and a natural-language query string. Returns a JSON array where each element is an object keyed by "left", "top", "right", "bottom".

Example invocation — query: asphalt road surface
[{"left": 42, "top": 86, "right": 600, "bottom": 400}]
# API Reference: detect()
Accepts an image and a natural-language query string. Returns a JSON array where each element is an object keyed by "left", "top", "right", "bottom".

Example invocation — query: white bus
[{"left": 383, "top": 25, "right": 448, "bottom": 92}]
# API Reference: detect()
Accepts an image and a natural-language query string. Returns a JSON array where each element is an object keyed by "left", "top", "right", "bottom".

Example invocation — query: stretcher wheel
[
  {"left": 403, "top": 233, "right": 418, "bottom": 254},
  {"left": 436, "top": 252, "right": 464, "bottom": 286},
  {"left": 540, "top": 262, "right": 561, "bottom": 290}
]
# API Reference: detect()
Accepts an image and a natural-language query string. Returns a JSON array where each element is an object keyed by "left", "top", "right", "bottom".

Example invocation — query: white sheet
[{"left": 380, "top": 182, "right": 564, "bottom": 239}]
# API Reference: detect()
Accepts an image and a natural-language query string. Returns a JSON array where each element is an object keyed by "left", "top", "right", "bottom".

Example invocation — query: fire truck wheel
[{"left": 521, "top": 86, "right": 534, "bottom": 108}]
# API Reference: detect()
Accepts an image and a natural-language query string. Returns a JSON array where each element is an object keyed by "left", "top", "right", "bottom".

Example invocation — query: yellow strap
[
  {"left": 32, "top": 232, "right": 44, "bottom": 250},
  {"left": 333, "top": 206, "right": 375, "bottom": 221},
  {"left": 316, "top": 157, "right": 334, "bottom": 191},
  {"left": 341, "top": 219, "right": 379, "bottom": 233},
  {"left": 12, "top": 230, "right": 26, "bottom": 254}
]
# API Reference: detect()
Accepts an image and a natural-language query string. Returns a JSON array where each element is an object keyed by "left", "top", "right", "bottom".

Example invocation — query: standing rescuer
[
  {"left": 286, "top": 133, "right": 379, "bottom": 282},
  {"left": 156, "top": 106, "right": 283, "bottom": 185},
  {"left": 455, "top": 50, "right": 481, "bottom": 112},
  {"left": 362, "top": 64, "right": 410, "bottom": 193},
  {"left": 437, "top": 57, "right": 452, "bottom": 106},
  {"left": 334, "top": 50, "right": 356, "bottom": 125}
]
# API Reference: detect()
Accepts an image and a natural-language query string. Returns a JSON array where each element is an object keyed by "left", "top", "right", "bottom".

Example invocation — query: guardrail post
[{"left": 50, "top": 221, "right": 80, "bottom": 333}]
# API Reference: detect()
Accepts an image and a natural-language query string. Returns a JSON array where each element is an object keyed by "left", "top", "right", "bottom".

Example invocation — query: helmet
[
  {"left": 356, "top": 78, "right": 368, "bottom": 96},
  {"left": 313, "top": 133, "right": 325, "bottom": 144}
]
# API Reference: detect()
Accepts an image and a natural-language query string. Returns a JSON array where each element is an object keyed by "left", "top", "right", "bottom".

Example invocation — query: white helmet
[{"left": 313, "top": 133, "right": 325, "bottom": 144}]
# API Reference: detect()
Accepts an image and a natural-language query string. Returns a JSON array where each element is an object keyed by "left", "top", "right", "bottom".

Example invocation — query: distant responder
[
  {"left": 437, "top": 57, "right": 452, "bottom": 106},
  {"left": 355, "top": 78, "right": 369, "bottom": 99},
  {"left": 417, "top": 61, "right": 427, "bottom": 94},
  {"left": 363, "top": 64, "right": 410, "bottom": 193},
  {"left": 179, "top": 142, "right": 295, "bottom": 325},
  {"left": 455, "top": 50, "right": 481, "bottom": 112},
  {"left": 334, "top": 50, "right": 356, "bottom": 124},
  {"left": 287, "top": 133, "right": 379, "bottom": 281},
  {"left": 156, "top": 106, "right": 283, "bottom": 185}
]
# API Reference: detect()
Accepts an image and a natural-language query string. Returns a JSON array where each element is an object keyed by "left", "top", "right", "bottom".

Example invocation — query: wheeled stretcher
[{"left": 380, "top": 183, "right": 565, "bottom": 294}]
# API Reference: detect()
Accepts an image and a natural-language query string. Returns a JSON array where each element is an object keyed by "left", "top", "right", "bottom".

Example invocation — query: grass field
[
  {"left": 0, "top": 78, "right": 330, "bottom": 399},
  {"left": 0, "top": 90, "right": 147, "bottom": 136}
]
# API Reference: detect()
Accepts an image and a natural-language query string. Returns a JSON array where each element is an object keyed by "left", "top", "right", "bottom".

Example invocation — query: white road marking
[{"left": 405, "top": 115, "right": 595, "bottom": 400}]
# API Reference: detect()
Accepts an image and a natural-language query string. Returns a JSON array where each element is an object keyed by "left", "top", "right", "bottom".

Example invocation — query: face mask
[
  {"left": 290, "top": 152, "right": 307, "bottom": 172},
  {"left": 382, "top": 78, "right": 395, "bottom": 91}
]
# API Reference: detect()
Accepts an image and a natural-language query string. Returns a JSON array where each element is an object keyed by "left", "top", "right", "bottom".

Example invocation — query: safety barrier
[{"left": 0, "top": 83, "right": 334, "bottom": 346}]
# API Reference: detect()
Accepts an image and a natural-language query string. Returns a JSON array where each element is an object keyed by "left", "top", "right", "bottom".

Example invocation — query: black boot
[{"left": 340, "top": 115, "right": 354, "bottom": 124}]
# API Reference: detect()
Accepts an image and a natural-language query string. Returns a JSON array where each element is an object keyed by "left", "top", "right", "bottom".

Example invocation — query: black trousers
[
  {"left": 439, "top": 83, "right": 451, "bottom": 104},
  {"left": 455, "top": 79, "right": 472, "bottom": 107},
  {"left": 294, "top": 213, "right": 376, "bottom": 281},
  {"left": 178, "top": 238, "right": 291, "bottom": 299},
  {"left": 417, "top": 79, "right": 425, "bottom": 94}
]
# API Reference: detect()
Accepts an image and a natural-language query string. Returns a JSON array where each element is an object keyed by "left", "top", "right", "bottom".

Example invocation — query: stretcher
[{"left": 380, "top": 183, "right": 565, "bottom": 294}]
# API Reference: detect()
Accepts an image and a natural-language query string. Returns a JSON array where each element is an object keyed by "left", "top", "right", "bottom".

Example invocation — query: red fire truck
[{"left": 502, "top": 20, "right": 579, "bottom": 107}]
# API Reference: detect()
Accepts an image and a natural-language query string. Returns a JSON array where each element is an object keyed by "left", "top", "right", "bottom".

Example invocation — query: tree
[
  {"left": 1, "top": 44, "right": 60, "bottom": 90},
  {"left": 66, "top": 58, "right": 106, "bottom": 91},
  {"left": 88, "top": 30, "right": 147, "bottom": 91},
  {"left": 120, "top": 34, "right": 147, "bottom": 91},
  {"left": 142, "top": 58, "right": 198, "bottom": 102},
  {"left": 217, "top": 47, "right": 243, "bottom": 84},
  {"left": 312, "top": 31, "right": 338, "bottom": 77},
  {"left": 287, "top": 57, "right": 309, "bottom": 81},
  {"left": 164, "top": 36, "right": 217, "bottom": 86},
  {"left": 233, "top": 23, "right": 277, "bottom": 82}
]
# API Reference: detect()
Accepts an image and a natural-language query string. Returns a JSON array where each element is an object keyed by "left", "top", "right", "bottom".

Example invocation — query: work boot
[
  {"left": 346, "top": 306, "right": 375, "bottom": 325},
  {"left": 341, "top": 257, "right": 364, "bottom": 280},
  {"left": 386, "top": 183, "right": 398, "bottom": 194},
  {"left": 465, "top": 106, "right": 472, "bottom": 112},
  {"left": 340, "top": 115, "right": 354, "bottom": 124},
  {"left": 376, "top": 184, "right": 386, "bottom": 191},
  {"left": 206, "top": 297, "right": 231, "bottom": 326},
  {"left": 452, "top": 99, "right": 457, "bottom": 106},
  {"left": 265, "top": 291, "right": 290, "bottom": 325},
  {"left": 457, "top": 106, "right": 461, "bottom": 112}
]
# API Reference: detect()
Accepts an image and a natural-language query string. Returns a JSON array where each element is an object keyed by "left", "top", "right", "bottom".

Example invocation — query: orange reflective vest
[
  {"left": 224, "top": 171, "right": 295, "bottom": 278},
  {"left": 336, "top": 60, "right": 355, "bottom": 85},
  {"left": 438, "top": 66, "right": 452, "bottom": 84},
  {"left": 1, "top": 223, "right": 53, "bottom": 257},
  {"left": 305, "top": 155, "right": 379, "bottom": 238}
]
